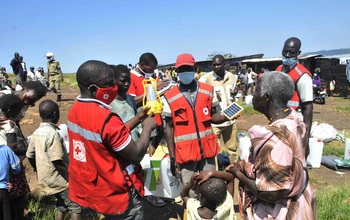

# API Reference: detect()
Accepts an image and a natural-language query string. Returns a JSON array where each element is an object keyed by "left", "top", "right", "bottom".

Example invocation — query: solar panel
[{"left": 221, "top": 102, "right": 244, "bottom": 120}]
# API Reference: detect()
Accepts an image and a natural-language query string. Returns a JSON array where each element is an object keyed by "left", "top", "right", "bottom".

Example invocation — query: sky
[{"left": 1, "top": 0, "right": 349, "bottom": 73}]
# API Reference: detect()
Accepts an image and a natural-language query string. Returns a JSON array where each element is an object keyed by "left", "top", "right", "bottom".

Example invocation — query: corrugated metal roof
[
  {"left": 315, "top": 53, "right": 350, "bottom": 59},
  {"left": 242, "top": 54, "right": 322, "bottom": 63},
  {"left": 241, "top": 57, "right": 281, "bottom": 63}
]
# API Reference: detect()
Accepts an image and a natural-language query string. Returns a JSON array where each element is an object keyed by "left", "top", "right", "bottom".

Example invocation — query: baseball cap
[{"left": 175, "top": 53, "right": 195, "bottom": 68}]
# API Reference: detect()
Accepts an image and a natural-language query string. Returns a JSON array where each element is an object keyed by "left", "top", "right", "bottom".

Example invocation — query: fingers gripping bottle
[{"left": 142, "top": 78, "right": 162, "bottom": 115}]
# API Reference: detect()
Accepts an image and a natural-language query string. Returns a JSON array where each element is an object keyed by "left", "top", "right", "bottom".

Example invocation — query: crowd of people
[
  {"left": 0, "top": 36, "right": 318, "bottom": 220},
  {"left": 3, "top": 51, "right": 63, "bottom": 102}
]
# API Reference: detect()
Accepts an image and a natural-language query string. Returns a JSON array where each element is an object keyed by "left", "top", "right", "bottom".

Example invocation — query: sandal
[{"left": 146, "top": 195, "right": 166, "bottom": 207}]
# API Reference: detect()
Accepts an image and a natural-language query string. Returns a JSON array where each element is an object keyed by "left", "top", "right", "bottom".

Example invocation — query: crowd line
[{"left": 0, "top": 37, "right": 317, "bottom": 220}]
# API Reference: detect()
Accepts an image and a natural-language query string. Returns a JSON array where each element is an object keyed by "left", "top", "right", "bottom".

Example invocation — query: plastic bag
[{"left": 310, "top": 122, "right": 337, "bottom": 143}]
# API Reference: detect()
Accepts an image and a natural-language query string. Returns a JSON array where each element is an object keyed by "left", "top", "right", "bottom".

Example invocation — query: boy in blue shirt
[{"left": 0, "top": 144, "right": 21, "bottom": 220}]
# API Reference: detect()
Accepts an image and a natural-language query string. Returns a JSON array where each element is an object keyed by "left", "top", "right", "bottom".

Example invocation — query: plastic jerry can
[
  {"left": 307, "top": 138, "right": 324, "bottom": 168},
  {"left": 238, "top": 133, "right": 251, "bottom": 162},
  {"left": 344, "top": 139, "right": 350, "bottom": 160}
]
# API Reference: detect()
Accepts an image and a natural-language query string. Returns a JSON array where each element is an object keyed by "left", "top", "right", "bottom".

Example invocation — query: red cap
[{"left": 175, "top": 53, "right": 195, "bottom": 68}]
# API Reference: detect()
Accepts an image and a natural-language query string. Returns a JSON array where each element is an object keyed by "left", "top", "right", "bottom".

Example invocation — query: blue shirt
[{"left": 0, "top": 144, "right": 21, "bottom": 189}]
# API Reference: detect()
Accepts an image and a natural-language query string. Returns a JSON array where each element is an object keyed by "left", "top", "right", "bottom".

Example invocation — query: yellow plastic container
[{"left": 142, "top": 78, "right": 162, "bottom": 115}]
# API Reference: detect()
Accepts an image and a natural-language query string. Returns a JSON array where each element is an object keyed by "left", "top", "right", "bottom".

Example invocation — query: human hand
[
  {"left": 7, "top": 182, "right": 13, "bottom": 192},
  {"left": 156, "top": 81, "right": 169, "bottom": 91},
  {"left": 137, "top": 106, "right": 151, "bottom": 123},
  {"left": 142, "top": 114, "right": 157, "bottom": 131},
  {"left": 195, "top": 170, "right": 213, "bottom": 185},
  {"left": 226, "top": 162, "right": 242, "bottom": 177},
  {"left": 190, "top": 172, "right": 199, "bottom": 187},
  {"left": 170, "top": 158, "right": 181, "bottom": 177}
]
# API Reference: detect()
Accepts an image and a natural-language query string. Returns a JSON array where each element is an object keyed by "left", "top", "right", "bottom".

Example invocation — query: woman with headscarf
[{"left": 227, "top": 71, "right": 316, "bottom": 220}]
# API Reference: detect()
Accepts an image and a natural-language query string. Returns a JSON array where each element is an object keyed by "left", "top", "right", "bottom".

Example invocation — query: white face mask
[{"left": 137, "top": 64, "right": 154, "bottom": 78}]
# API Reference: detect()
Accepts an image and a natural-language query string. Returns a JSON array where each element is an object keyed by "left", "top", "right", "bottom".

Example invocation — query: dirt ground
[{"left": 21, "top": 87, "right": 349, "bottom": 219}]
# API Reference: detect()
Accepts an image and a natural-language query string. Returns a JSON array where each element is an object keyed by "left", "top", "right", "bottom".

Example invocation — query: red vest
[
  {"left": 164, "top": 82, "right": 219, "bottom": 165},
  {"left": 67, "top": 100, "right": 144, "bottom": 215},
  {"left": 276, "top": 63, "right": 312, "bottom": 109}
]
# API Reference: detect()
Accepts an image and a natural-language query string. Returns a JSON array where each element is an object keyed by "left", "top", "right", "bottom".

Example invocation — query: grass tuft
[{"left": 316, "top": 183, "right": 350, "bottom": 219}]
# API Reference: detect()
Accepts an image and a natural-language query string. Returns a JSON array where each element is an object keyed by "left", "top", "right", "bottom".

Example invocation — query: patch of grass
[
  {"left": 27, "top": 194, "right": 102, "bottom": 220},
  {"left": 61, "top": 73, "right": 78, "bottom": 88},
  {"left": 7, "top": 73, "right": 78, "bottom": 88},
  {"left": 331, "top": 97, "right": 350, "bottom": 114},
  {"left": 316, "top": 183, "right": 350, "bottom": 220},
  {"left": 333, "top": 105, "right": 350, "bottom": 114},
  {"left": 241, "top": 104, "right": 260, "bottom": 116},
  {"left": 309, "top": 175, "right": 327, "bottom": 186},
  {"left": 27, "top": 195, "right": 57, "bottom": 220},
  {"left": 334, "top": 97, "right": 350, "bottom": 103},
  {"left": 323, "top": 144, "right": 345, "bottom": 158}
]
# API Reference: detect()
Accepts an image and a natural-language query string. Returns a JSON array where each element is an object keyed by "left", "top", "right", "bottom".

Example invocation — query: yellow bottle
[{"left": 142, "top": 78, "right": 163, "bottom": 115}]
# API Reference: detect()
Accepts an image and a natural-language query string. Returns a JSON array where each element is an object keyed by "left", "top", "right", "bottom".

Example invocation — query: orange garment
[
  {"left": 164, "top": 82, "right": 219, "bottom": 164},
  {"left": 276, "top": 64, "right": 312, "bottom": 109}
]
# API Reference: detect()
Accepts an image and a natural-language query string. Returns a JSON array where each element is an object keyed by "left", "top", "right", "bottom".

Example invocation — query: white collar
[
  {"left": 130, "top": 69, "right": 143, "bottom": 78},
  {"left": 213, "top": 71, "right": 229, "bottom": 81}
]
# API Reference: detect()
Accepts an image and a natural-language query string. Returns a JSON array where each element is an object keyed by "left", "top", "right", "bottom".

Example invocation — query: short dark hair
[
  {"left": 76, "top": 60, "right": 112, "bottom": 89},
  {"left": 212, "top": 55, "right": 225, "bottom": 62},
  {"left": 199, "top": 178, "right": 227, "bottom": 206},
  {"left": 139, "top": 52, "right": 158, "bottom": 66},
  {"left": 22, "top": 81, "right": 47, "bottom": 101},
  {"left": 39, "top": 99, "right": 59, "bottom": 120},
  {"left": 109, "top": 64, "right": 130, "bottom": 79},
  {"left": 0, "top": 94, "right": 24, "bottom": 118}
]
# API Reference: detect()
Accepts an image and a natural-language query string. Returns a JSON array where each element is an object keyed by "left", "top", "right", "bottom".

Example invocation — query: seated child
[
  {"left": 181, "top": 170, "right": 235, "bottom": 220},
  {"left": 26, "top": 100, "right": 82, "bottom": 220}
]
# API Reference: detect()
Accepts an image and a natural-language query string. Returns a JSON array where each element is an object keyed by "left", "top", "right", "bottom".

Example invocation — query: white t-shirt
[{"left": 297, "top": 74, "right": 313, "bottom": 103}]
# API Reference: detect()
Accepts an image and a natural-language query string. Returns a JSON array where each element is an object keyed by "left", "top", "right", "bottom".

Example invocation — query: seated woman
[
  {"left": 312, "top": 70, "right": 322, "bottom": 94},
  {"left": 226, "top": 71, "right": 316, "bottom": 220}
]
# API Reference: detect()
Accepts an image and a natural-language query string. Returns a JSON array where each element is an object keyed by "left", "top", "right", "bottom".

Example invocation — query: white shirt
[{"left": 297, "top": 74, "right": 313, "bottom": 103}]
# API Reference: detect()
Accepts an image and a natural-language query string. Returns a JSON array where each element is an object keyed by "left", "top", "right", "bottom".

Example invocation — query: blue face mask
[
  {"left": 282, "top": 56, "right": 298, "bottom": 66},
  {"left": 179, "top": 71, "right": 195, "bottom": 85}
]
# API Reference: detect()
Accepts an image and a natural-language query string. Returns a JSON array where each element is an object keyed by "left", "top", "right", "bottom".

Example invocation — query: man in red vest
[
  {"left": 67, "top": 60, "right": 157, "bottom": 219},
  {"left": 163, "top": 53, "right": 231, "bottom": 187},
  {"left": 276, "top": 37, "right": 313, "bottom": 157}
]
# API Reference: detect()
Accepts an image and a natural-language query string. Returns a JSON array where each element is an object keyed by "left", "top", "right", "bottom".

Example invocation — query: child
[
  {"left": 0, "top": 144, "right": 21, "bottom": 220},
  {"left": 109, "top": 64, "right": 148, "bottom": 141},
  {"left": 26, "top": 100, "right": 82, "bottom": 220},
  {"left": 109, "top": 64, "right": 166, "bottom": 207},
  {"left": 181, "top": 170, "right": 235, "bottom": 220},
  {"left": 0, "top": 94, "right": 31, "bottom": 220}
]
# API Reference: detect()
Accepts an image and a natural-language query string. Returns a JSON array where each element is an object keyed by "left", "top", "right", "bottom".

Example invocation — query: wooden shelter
[
  {"left": 158, "top": 53, "right": 264, "bottom": 72},
  {"left": 315, "top": 55, "right": 350, "bottom": 97}
]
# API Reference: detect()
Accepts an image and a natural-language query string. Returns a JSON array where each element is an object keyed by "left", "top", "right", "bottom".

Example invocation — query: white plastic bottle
[
  {"left": 344, "top": 139, "right": 350, "bottom": 160},
  {"left": 307, "top": 137, "right": 324, "bottom": 168},
  {"left": 238, "top": 133, "right": 251, "bottom": 162}
]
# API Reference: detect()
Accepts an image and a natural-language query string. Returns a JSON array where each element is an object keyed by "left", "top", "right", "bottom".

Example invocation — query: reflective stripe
[
  {"left": 167, "top": 93, "right": 183, "bottom": 104},
  {"left": 175, "top": 128, "right": 214, "bottom": 143},
  {"left": 167, "top": 87, "right": 212, "bottom": 104},
  {"left": 67, "top": 120, "right": 102, "bottom": 143},
  {"left": 11, "top": 160, "right": 20, "bottom": 170},
  {"left": 294, "top": 66, "right": 303, "bottom": 76},
  {"left": 287, "top": 100, "right": 299, "bottom": 108},
  {"left": 198, "top": 88, "right": 212, "bottom": 97}
]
